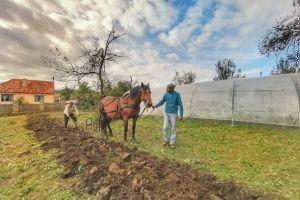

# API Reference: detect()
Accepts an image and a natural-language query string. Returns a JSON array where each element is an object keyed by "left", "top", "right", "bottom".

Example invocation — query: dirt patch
[{"left": 26, "top": 115, "right": 271, "bottom": 200}]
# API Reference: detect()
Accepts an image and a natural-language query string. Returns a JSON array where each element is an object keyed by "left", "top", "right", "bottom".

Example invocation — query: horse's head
[{"left": 140, "top": 82, "right": 152, "bottom": 107}]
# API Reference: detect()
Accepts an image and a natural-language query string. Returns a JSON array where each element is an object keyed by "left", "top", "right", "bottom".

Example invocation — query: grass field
[
  {"left": 0, "top": 115, "right": 93, "bottom": 200},
  {"left": 55, "top": 111, "right": 300, "bottom": 200},
  {"left": 1, "top": 112, "right": 299, "bottom": 199}
]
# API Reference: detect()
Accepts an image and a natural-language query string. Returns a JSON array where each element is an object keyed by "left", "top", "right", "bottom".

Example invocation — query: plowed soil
[{"left": 26, "top": 115, "right": 271, "bottom": 200}]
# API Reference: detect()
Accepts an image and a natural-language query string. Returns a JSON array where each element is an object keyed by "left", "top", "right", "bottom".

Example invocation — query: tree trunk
[{"left": 99, "top": 73, "right": 105, "bottom": 99}]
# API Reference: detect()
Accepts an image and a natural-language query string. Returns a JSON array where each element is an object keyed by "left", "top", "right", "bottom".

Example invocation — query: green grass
[
  {"left": 1, "top": 112, "right": 299, "bottom": 199},
  {"left": 51, "top": 111, "right": 300, "bottom": 200},
  {"left": 0, "top": 115, "right": 93, "bottom": 200}
]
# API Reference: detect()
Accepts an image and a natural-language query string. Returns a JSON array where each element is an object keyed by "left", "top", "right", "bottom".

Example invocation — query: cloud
[
  {"left": 158, "top": 0, "right": 211, "bottom": 47},
  {"left": 107, "top": 42, "right": 214, "bottom": 87},
  {"left": 0, "top": 0, "right": 178, "bottom": 88},
  {"left": 54, "top": 0, "right": 177, "bottom": 36},
  {"left": 0, "top": 0, "right": 295, "bottom": 89},
  {"left": 166, "top": 53, "right": 180, "bottom": 61},
  {"left": 189, "top": 0, "right": 293, "bottom": 53},
  {"left": 0, "top": 0, "right": 67, "bottom": 37}
]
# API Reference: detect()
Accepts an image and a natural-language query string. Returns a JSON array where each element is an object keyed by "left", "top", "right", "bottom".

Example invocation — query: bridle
[
  {"left": 137, "top": 88, "right": 152, "bottom": 118},
  {"left": 140, "top": 88, "right": 152, "bottom": 105}
]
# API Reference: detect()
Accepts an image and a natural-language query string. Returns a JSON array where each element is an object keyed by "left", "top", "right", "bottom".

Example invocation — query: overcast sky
[{"left": 0, "top": 0, "right": 294, "bottom": 89}]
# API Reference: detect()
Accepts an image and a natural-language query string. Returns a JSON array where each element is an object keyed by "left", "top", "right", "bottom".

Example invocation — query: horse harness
[{"left": 100, "top": 94, "right": 143, "bottom": 119}]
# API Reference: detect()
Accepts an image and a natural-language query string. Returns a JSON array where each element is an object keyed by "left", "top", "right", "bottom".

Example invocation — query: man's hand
[{"left": 178, "top": 116, "right": 183, "bottom": 120}]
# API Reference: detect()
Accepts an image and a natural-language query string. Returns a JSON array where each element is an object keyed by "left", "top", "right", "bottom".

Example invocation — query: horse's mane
[
  {"left": 129, "top": 86, "right": 141, "bottom": 99},
  {"left": 129, "top": 85, "right": 149, "bottom": 99}
]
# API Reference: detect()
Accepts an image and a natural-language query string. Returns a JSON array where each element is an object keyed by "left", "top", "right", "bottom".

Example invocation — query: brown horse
[{"left": 100, "top": 82, "right": 152, "bottom": 142}]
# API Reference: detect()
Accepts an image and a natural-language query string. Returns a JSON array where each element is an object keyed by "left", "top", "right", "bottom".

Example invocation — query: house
[{"left": 0, "top": 79, "right": 55, "bottom": 104}]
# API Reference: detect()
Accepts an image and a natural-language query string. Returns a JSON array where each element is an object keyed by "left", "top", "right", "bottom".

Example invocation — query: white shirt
[{"left": 64, "top": 104, "right": 79, "bottom": 116}]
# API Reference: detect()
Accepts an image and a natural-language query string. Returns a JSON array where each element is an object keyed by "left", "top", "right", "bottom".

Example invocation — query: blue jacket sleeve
[
  {"left": 177, "top": 93, "right": 183, "bottom": 117},
  {"left": 155, "top": 94, "right": 166, "bottom": 108}
]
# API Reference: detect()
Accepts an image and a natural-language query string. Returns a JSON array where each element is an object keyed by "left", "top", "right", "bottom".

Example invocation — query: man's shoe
[
  {"left": 170, "top": 144, "right": 176, "bottom": 149},
  {"left": 163, "top": 141, "right": 169, "bottom": 147}
]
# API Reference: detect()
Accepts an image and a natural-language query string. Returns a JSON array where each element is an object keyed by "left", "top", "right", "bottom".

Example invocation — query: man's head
[
  {"left": 70, "top": 101, "right": 74, "bottom": 106},
  {"left": 166, "top": 83, "right": 175, "bottom": 93}
]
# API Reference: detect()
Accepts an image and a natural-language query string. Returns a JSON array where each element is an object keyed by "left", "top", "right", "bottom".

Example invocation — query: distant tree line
[{"left": 58, "top": 77, "right": 136, "bottom": 110}]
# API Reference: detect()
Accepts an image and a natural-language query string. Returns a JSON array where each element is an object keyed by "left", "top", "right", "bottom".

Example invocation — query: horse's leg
[
  {"left": 107, "top": 118, "right": 113, "bottom": 137},
  {"left": 101, "top": 115, "right": 108, "bottom": 138},
  {"left": 99, "top": 112, "right": 104, "bottom": 131},
  {"left": 103, "top": 125, "right": 108, "bottom": 139},
  {"left": 123, "top": 119, "right": 128, "bottom": 142},
  {"left": 131, "top": 117, "right": 138, "bottom": 143}
]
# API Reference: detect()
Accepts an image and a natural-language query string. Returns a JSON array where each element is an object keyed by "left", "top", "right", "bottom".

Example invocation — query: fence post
[
  {"left": 39, "top": 102, "right": 45, "bottom": 112},
  {"left": 231, "top": 80, "right": 236, "bottom": 127},
  {"left": 12, "top": 102, "right": 19, "bottom": 114}
]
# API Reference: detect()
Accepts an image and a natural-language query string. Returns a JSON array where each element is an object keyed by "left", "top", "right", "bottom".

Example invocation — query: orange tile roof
[{"left": 0, "top": 79, "right": 54, "bottom": 94}]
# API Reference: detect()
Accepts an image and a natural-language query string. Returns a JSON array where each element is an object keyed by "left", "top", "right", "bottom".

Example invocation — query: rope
[
  {"left": 138, "top": 107, "right": 147, "bottom": 118},
  {"left": 138, "top": 107, "right": 154, "bottom": 119}
]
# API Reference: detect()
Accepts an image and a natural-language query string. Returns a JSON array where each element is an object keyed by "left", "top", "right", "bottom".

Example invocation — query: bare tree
[{"left": 41, "top": 28, "right": 126, "bottom": 97}]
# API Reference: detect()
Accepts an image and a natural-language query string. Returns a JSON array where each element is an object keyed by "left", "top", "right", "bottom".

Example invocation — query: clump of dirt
[{"left": 26, "top": 115, "right": 269, "bottom": 200}]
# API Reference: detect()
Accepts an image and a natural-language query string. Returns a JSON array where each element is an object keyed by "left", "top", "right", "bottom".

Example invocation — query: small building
[{"left": 0, "top": 79, "right": 55, "bottom": 104}]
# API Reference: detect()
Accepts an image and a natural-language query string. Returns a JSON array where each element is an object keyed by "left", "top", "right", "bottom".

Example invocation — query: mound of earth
[{"left": 26, "top": 115, "right": 268, "bottom": 200}]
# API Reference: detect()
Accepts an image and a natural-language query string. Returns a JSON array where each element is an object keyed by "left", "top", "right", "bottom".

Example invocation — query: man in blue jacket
[{"left": 153, "top": 83, "right": 183, "bottom": 149}]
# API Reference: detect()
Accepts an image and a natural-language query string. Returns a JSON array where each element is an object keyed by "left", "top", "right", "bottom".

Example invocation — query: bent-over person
[{"left": 64, "top": 101, "right": 79, "bottom": 128}]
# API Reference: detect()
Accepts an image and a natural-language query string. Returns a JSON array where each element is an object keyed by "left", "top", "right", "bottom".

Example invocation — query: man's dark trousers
[{"left": 64, "top": 114, "right": 77, "bottom": 128}]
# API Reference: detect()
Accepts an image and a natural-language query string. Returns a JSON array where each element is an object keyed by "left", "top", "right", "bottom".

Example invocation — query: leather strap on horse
[
  {"left": 100, "top": 88, "right": 150, "bottom": 119},
  {"left": 103, "top": 101, "right": 147, "bottom": 119},
  {"left": 102, "top": 94, "right": 136, "bottom": 112}
]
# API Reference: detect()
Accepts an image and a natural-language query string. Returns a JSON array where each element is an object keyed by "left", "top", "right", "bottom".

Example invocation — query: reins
[{"left": 138, "top": 106, "right": 154, "bottom": 119}]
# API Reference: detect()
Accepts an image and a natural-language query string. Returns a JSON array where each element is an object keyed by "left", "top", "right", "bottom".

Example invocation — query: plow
[{"left": 77, "top": 106, "right": 154, "bottom": 133}]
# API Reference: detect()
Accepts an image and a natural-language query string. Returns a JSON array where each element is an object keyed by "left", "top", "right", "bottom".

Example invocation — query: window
[
  {"left": 35, "top": 95, "right": 44, "bottom": 102},
  {"left": 1, "top": 94, "right": 14, "bottom": 102}
]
